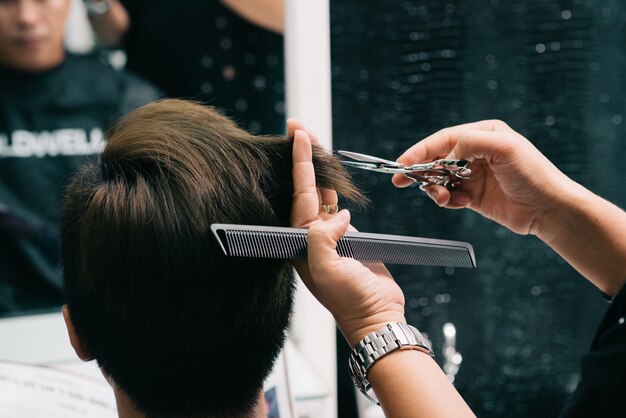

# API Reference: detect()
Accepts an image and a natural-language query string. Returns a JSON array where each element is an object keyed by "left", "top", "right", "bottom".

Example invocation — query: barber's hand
[
  {"left": 288, "top": 119, "right": 405, "bottom": 346},
  {"left": 393, "top": 120, "right": 571, "bottom": 237}
]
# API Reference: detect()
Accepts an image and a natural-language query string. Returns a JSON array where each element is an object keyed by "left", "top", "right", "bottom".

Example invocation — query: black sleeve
[
  {"left": 558, "top": 286, "right": 626, "bottom": 418},
  {"left": 118, "top": 0, "right": 141, "bottom": 47},
  {"left": 119, "top": 0, "right": 139, "bottom": 21}
]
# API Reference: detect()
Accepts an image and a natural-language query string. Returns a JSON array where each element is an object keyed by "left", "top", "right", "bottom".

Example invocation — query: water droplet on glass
[
  {"left": 201, "top": 55, "right": 213, "bottom": 68},
  {"left": 220, "top": 37, "right": 232, "bottom": 50},
  {"left": 611, "top": 114, "right": 623, "bottom": 125},
  {"left": 200, "top": 82, "right": 213, "bottom": 94},
  {"left": 222, "top": 65, "right": 236, "bottom": 81},
  {"left": 215, "top": 16, "right": 227, "bottom": 29}
]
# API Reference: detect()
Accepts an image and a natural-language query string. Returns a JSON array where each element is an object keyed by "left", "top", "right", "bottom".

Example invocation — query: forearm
[
  {"left": 368, "top": 350, "right": 475, "bottom": 418},
  {"left": 537, "top": 179, "right": 626, "bottom": 296},
  {"left": 342, "top": 320, "right": 475, "bottom": 418},
  {"left": 220, "top": 0, "right": 284, "bottom": 33},
  {"left": 88, "top": 0, "right": 130, "bottom": 47}
]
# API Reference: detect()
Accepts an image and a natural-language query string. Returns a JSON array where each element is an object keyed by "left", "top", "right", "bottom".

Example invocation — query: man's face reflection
[{"left": 0, "top": 0, "right": 69, "bottom": 72}]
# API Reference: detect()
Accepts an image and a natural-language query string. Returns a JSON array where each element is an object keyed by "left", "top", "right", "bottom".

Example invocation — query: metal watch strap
[{"left": 348, "top": 322, "right": 434, "bottom": 404}]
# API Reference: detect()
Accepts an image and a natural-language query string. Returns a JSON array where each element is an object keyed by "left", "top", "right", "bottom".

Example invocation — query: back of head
[{"left": 61, "top": 99, "right": 362, "bottom": 417}]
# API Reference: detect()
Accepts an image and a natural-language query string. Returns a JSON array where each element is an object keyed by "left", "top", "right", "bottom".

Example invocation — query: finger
[
  {"left": 317, "top": 192, "right": 340, "bottom": 219},
  {"left": 287, "top": 118, "right": 306, "bottom": 138},
  {"left": 393, "top": 174, "right": 418, "bottom": 189},
  {"left": 307, "top": 209, "right": 351, "bottom": 272},
  {"left": 316, "top": 189, "right": 333, "bottom": 220},
  {"left": 392, "top": 122, "right": 514, "bottom": 187},
  {"left": 392, "top": 127, "right": 459, "bottom": 188},
  {"left": 424, "top": 186, "right": 471, "bottom": 209},
  {"left": 304, "top": 127, "right": 321, "bottom": 145},
  {"left": 287, "top": 118, "right": 322, "bottom": 145},
  {"left": 320, "top": 186, "right": 338, "bottom": 207},
  {"left": 288, "top": 121, "right": 336, "bottom": 207},
  {"left": 291, "top": 130, "right": 319, "bottom": 227},
  {"left": 448, "top": 191, "right": 471, "bottom": 208},
  {"left": 397, "top": 120, "right": 512, "bottom": 165},
  {"left": 448, "top": 129, "right": 519, "bottom": 164},
  {"left": 423, "top": 185, "right": 451, "bottom": 207}
]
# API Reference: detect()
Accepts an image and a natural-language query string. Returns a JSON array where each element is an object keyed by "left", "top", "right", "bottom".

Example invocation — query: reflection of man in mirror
[
  {"left": 0, "top": 0, "right": 159, "bottom": 315},
  {"left": 61, "top": 99, "right": 361, "bottom": 417},
  {"left": 86, "top": 0, "right": 285, "bottom": 134}
]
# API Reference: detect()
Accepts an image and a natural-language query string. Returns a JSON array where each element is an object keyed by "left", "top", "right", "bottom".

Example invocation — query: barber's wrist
[
  {"left": 338, "top": 312, "right": 407, "bottom": 348},
  {"left": 533, "top": 177, "right": 588, "bottom": 244}
]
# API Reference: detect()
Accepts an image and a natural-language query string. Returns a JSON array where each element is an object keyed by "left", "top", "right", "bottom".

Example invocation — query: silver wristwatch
[{"left": 348, "top": 322, "right": 434, "bottom": 404}]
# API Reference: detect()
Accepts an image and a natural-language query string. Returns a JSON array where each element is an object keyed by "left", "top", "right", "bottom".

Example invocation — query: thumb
[{"left": 307, "top": 210, "right": 351, "bottom": 263}]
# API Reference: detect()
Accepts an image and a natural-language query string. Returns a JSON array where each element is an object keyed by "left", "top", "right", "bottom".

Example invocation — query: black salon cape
[
  {"left": 559, "top": 287, "right": 626, "bottom": 417},
  {"left": 0, "top": 55, "right": 159, "bottom": 315},
  {"left": 119, "top": 0, "right": 285, "bottom": 134}
]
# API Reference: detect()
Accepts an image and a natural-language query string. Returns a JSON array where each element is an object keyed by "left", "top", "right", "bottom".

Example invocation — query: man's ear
[{"left": 62, "top": 305, "right": 94, "bottom": 362}]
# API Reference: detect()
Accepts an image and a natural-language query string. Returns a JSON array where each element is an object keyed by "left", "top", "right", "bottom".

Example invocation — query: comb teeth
[
  {"left": 343, "top": 237, "right": 472, "bottom": 267},
  {"left": 211, "top": 224, "right": 476, "bottom": 268},
  {"left": 225, "top": 230, "right": 308, "bottom": 259}
]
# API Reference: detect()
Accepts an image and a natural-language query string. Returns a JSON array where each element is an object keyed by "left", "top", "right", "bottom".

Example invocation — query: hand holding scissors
[{"left": 337, "top": 150, "right": 471, "bottom": 191}]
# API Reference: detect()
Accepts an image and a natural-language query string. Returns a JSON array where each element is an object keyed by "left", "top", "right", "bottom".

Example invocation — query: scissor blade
[
  {"left": 337, "top": 150, "right": 402, "bottom": 167},
  {"left": 342, "top": 161, "right": 410, "bottom": 174}
]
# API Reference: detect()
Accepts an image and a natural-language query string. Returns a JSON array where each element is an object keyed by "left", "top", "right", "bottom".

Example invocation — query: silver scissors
[{"left": 337, "top": 150, "right": 471, "bottom": 191}]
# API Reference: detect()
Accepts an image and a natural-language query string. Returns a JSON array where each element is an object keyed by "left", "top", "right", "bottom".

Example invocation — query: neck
[
  {"left": 0, "top": 50, "right": 66, "bottom": 75},
  {"left": 113, "top": 383, "right": 267, "bottom": 418}
]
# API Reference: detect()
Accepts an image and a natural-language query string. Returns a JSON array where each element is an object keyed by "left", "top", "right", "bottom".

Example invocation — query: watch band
[{"left": 348, "top": 322, "right": 434, "bottom": 404}]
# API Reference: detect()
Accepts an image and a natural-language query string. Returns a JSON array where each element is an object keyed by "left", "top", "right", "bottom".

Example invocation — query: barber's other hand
[
  {"left": 393, "top": 120, "right": 571, "bottom": 237},
  {"left": 305, "top": 211, "right": 406, "bottom": 346},
  {"left": 288, "top": 119, "right": 405, "bottom": 346}
]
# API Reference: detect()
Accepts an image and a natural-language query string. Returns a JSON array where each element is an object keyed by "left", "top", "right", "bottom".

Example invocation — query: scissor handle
[
  {"left": 403, "top": 160, "right": 471, "bottom": 190},
  {"left": 405, "top": 159, "right": 471, "bottom": 177}
]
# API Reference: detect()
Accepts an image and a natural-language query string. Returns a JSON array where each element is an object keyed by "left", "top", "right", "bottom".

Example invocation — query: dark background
[{"left": 330, "top": 1, "right": 625, "bottom": 416}]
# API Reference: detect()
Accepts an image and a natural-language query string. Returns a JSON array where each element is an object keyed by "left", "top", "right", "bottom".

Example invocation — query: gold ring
[{"left": 319, "top": 204, "right": 339, "bottom": 214}]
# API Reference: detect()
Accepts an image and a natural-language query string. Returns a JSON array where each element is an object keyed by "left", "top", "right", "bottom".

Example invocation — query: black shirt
[
  {"left": 559, "top": 287, "right": 626, "bottom": 417},
  {"left": 120, "top": 0, "right": 285, "bottom": 134},
  {"left": 0, "top": 54, "right": 160, "bottom": 315}
]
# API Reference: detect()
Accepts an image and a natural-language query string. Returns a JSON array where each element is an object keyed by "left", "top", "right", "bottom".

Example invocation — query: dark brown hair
[{"left": 62, "top": 99, "right": 362, "bottom": 418}]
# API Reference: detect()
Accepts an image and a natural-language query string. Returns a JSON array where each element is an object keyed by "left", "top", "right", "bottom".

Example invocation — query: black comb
[{"left": 210, "top": 224, "right": 476, "bottom": 268}]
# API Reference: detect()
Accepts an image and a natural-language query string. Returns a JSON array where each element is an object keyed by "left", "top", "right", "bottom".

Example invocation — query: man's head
[
  {"left": 0, "top": 0, "right": 69, "bottom": 72},
  {"left": 61, "top": 99, "right": 361, "bottom": 417}
]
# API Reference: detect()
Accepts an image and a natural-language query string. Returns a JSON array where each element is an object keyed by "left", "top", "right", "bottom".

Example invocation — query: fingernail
[
  {"left": 392, "top": 176, "right": 411, "bottom": 188},
  {"left": 428, "top": 188, "right": 439, "bottom": 202}
]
